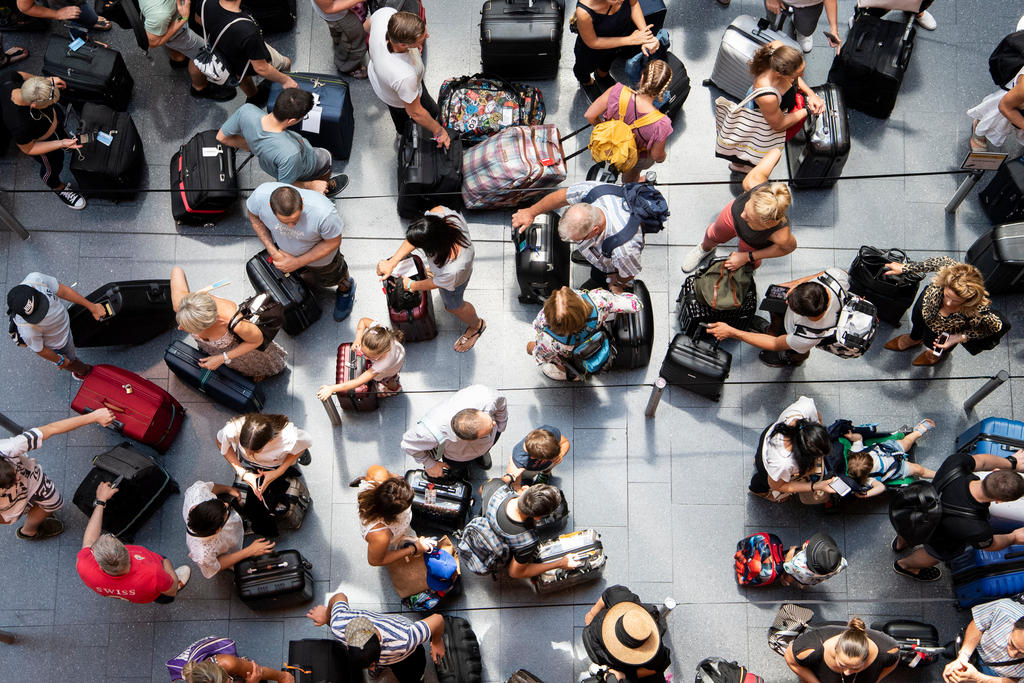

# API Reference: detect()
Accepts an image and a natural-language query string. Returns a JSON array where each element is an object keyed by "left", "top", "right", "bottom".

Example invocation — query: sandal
[
  {"left": 92, "top": 16, "right": 112, "bottom": 31},
  {"left": 893, "top": 560, "right": 942, "bottom": 582},
  {"left": 454, "top": 320, "right": 486, "bottom": 353},
  {"left": 0, "top": 46, "right": 29, "bottom": 69},
  {"left": 346, "top": 66, "right": 368, "bottom": 80},
  {"left": 376, "top": 380, "right": 402, "bottom": 398},
  {"left": 912, "top": 418, "right": 936, "bottom": 438},
  {"left": 17, "top": 516, "right": 64, "bottom": 540}
]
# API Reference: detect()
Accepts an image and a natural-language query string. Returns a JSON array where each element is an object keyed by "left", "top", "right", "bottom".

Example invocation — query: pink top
[{"left": 602, "top": 83, "right": 674, "bottom": 151}]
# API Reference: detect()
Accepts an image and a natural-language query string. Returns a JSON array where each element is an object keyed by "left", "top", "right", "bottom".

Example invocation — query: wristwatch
[
  {"left": 93, "top": 499, "right": 106, "bottom": 508},
  {"left": 1007, "top": 455, "right": 1018, "bottom": 471},
  {"left": 748, "top": 251, "right": 755, "bottom": 264}
]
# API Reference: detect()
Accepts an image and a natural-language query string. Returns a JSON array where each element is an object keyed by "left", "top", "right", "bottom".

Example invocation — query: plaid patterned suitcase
[{"left": 461, "top": 125, "right": 565, "bottom": 209}]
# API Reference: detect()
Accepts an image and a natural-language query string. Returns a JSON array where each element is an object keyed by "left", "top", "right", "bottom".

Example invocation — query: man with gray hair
[
  {"left": 512, "top": 181, "right": 647, "bottom": 293},
  {"left": 401, "top": 384, "right": 507, "bottom": 478},
  {"left": 76, "top": 481, "right": 190, "bottom": 603}
]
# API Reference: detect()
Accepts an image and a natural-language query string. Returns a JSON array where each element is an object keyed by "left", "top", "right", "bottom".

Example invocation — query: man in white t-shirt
[
  {"left": 6, "top": 273, "right": 106, "bottom": 379},
  {"left": 365, "top": 7, "right": 450, "bottom": 148},
  {"left": 707, "top": 268, "right": 849, "bottom": 368}
]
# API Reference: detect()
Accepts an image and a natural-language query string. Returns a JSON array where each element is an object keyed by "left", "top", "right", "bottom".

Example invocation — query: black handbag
[
  {"left": 850, "top": 246, "right": 923, "bottom": 295},
  {"left": 385, "top": 276, "right": 423, "bottom": 311}
]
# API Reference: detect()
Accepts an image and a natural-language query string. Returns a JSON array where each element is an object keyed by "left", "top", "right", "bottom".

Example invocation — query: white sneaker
[
  {"left": 681, "top": 244, "right": 715, "bottom": 273},
  {"left": 174, "top": 565, "right": 191, "bottom": 591},
  {"left": 1016, "top": 14, "right": 1024, "bottom": 31},
  {"left": 55, "top": 187, "right": 86, "bottom": 210},
  {"left": 915, "top": 10, "right": 937, "bottom": 30},
  {"left": 796, "top": 32, "right": 813, "bottom": 53}
]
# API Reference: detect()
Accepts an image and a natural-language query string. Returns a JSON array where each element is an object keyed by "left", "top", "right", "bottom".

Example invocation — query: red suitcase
[
  {"left": 386, "top": 254, "right": 438, "bottom": 342},
  {"left": 334, "top": 342, "right": 379, "bottom": 412},
  {"left": 71, "top": 365, "right": 185, "bottom": 454}
]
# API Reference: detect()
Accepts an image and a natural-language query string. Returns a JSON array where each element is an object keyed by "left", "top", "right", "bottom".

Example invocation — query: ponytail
[{"left": 836, "top": 617, "right": 871, "bottom": 663}]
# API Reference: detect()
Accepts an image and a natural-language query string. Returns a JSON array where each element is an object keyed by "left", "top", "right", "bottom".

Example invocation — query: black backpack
[
  {"left": 228, "top": 293, "right": 284, "bottom": 351},
  {"left": 888, "top": 465, "right": 986, "bottom": 547},
  {"left": 384, "top": 276, "right": 422, "bottom": 312},
  {"left": 990, "top": 30, "right": 1024, "bottom": 89},
  {"left": 695, "top": 657, "right": 765, "bottom": 683}
]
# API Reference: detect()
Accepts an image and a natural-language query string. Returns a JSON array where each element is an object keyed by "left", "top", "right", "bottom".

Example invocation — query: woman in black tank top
[{"left": 572, "top": 0, "right": 658, "bottom": 97}]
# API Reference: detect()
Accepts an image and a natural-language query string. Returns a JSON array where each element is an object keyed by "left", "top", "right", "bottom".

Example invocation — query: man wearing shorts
[{"left": 139, "top": 0, "right": 235, "bottom": 100}]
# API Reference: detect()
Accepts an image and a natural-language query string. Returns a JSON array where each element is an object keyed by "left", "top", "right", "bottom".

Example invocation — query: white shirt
[
  {"left": 14, "top": 273, "right": 72, "bottom": 353},
  {"left": 182, "top": 481, "right": 244, "bottom": 579},
  {"left": 400, "top": 385, "right": 508, "bottom": 464},
  {"left": 784, "top": 268, "right": 850, "bottom": 354},
  {"left": 367, "top": 319, "right": 406, "bottom": 380},
  {"left": 761, "top": 396, "right": 819, "bottom": 499},
  {"left": 565, "top": 182, "right": 645, "bottom": 279},
  {"left": 422, "top": 209, "right": 474, "bottom": 291},
  {"left": 367, "top": 7, "right": 424, "bottom": 108},
  {"left": 216, "top": 418, "right": 313, "bottom": 469}
]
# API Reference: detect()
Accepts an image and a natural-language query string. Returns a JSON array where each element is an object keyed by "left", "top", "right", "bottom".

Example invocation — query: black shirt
[
  {"left": 1, "top": 74, "right": 62, "bottom": 146},
  {"left": 479, "top": 478, "right": 538, "bottom": 564},
  {"left": 729, "top": 182, "right": 789, "bottom": 249},
  {"left": 791, "top": 626, "right": 900, "bottom": 683},
  {"left": 930, "top": 452, "right": 993, "bottom": 555},
  {"left": 198, "top": 0, "right": 269, "bottom": 79},
  {"left": 582, "top": 585, "right": 671, "bottom": 682}
]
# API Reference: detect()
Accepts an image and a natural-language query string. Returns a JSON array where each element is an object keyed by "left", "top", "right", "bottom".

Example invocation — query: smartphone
[
  {"left": 829, "top": 478, "right": 852, "bottom": 497},
  {"left": 822, "top": 31, "right": 839, "bottom": 44},
  {"left": 932, "top": 332, "right": 950, "bottom": 357},
  {"left": 766, "top": 284, "right": 789, "bottom": 300}
]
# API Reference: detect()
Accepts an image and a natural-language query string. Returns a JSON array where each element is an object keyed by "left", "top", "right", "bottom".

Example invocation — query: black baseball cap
[
  {"left": 806, "top": 532, "right": 843, "bottom": 574},
  {"left": 6, "top": 285, "right": 48, "bottom": 324}
]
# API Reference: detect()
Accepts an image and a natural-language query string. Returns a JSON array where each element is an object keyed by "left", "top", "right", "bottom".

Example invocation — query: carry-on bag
[
  {"left": 405, "top": 469, "right": 472, "bottom": 532},
  {"left": 266, "top": 73, "right": 354, "bottom": 159},
  {"left": 397, "top": 120, "right": 463, "bottom": 219},
  {"left": 531, "top": 529, "right": 606, "bottom": 594},
  {"left": 170, "top": 129, "right": 239, "bottom": 225},
  {"left": 71, "top": 441, "right": 180, "bottom": 540},
  {"left": 386, "top": 535, "right": 461, "bottom": 610},
  {"left": 241, "top": 0, "right": 296, "bottom": 32},
  {"left": 676, "top": 273, "right": 756, "bottom": 338},
  {"left": 286, "top": 639, "right": 359, "bottom": 683},
  {"left": 609, "top": 279, "right": 654, "bottom": 369},
  {"left": 71, "top": 364, "right": 185, "bottom": 453},
  {"left": 990, "top": 29, "right": 1024, "bottom": 89},
  {"left": 42, "top": 35, "right": 134, "bottom": 111},
  {"left": 384, "top": 255, "right": 438, "bottom": 342},
  {"left": 658, "top": 330, "right": 732, "bottom": 402},
  {"left": 639, "top": 0, "right": 666, "bottom": 32},
  {"left": 965, "top": 222, "right": 1024, "bottom": 294},
  {"left": 785, "top": 83, "right": 850, "bottom": 189},
  {"left": 871, "top": 619, "right": 947, "bottom": 668},
  {"left": 68, "top": 279, "right": 175, "bottom": 347},
  {"left": 245, "top": 250, "right": 322, "bottom": 336},
  {"left": 714, "top": 87, "right": 787, "bottom": 167},
  {"left": 439, "top": 74, "right": 545, "bottom": 146},
  {"left": 653, "top": 51, "right": 690, "bottom": 119},
  {"left": 735, "top": 532, "right": 785, "bottom": 586},
  {"left": 847, "top": 246, "right": 922, "bottom": 326},
  {"left": 768, "top": 603, "right": 815, "bottom": 656},
  {"left": 334, "top": 342, "right": 378, "bottom": 412},
  {"left": 69, "top": 103, "right": 145, "bottom": 199},
  {"left": 707, "top": 15, "right": 800, "bottom": 100},
  {"left": 827, "top": 12, "right": 916, "bottom": 119},
  {"left": 513, "top": 211, "right": 569, "bottom": 304},
  {"left": 951, "top": 544, "right": 1024, "bottom": 609},
  {"left": 164, "top": 340, "right": 265, "bottom": 413},
  {"left": 980, "top": 159, "right": 1024, "bottom": 225},
  {"left": 956, "top": 417, "right": 1024, "bottom": 457},
  {"left": 479, "top": 0, "right": 563, "bottom": 80},
  {"left": 235, "top": 549, "right": 314, "bottom": 610},
  {"left": 695, "top": 657, "right": 765, "bottom": 683},
  {"left": 435, "top": 616, "right": 484, "bottom": 683},
  {"left": 462, "top": 124, "right": 565, "bottom": 209}
]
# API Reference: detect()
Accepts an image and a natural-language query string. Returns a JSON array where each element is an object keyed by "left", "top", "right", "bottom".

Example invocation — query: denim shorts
[{"left": 438, "top": 280, "right": 469, "bottom": 310}]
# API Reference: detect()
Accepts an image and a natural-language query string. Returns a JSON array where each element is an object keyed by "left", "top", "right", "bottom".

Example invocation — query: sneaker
[
  {"left": 914, "top": 10, "right": 937, "bottom": 30},
  {"left": 681, "top": 244, "right": 715, "bottom": 273},
  {"left": 475, "top": 453, "right": 492, "bottom": 469},
  {"left": 893, "top": 560, "right": 941, "bottom": 582},
  {"left": 333, "top": 278, "right": 356, "bottom": 322},
  {"left": 189, "top": 83, "right": 237, "bottom": 102},
  {"left": 55, "top": 187, "right": 86, "bottom": 210},
  {"left": 71, "top": 364, "right": 93, "bottom": 381},
  {"left": 758, "top": 350, "right": 803, "bottom": 368},
  {"left": 325, "top": 174, "right": 349, "bottom": 199},
  {"left": 796, "top": 32, "right": 813, "bottom": 53},
  {"left": 175, "top": 565, "right": 191, "bottom": 591}
]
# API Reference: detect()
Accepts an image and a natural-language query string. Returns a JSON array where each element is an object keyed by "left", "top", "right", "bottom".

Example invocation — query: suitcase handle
[
  {"left": 1007, "top": 551, "right": 1024, "bottom": 560},
  {"left": 81, "top": 406, "right": 125, "bottom": 433},
  {"left": 691, "top": 323, "right": 721, "bottom": 352}
]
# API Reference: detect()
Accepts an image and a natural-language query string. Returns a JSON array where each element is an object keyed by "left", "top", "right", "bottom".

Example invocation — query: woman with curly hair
[{"left": 356, "top": 466, "right": 433, "bottom": 567}]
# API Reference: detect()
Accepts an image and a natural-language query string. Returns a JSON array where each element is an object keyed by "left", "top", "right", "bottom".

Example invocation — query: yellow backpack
[{"left": 588, "top": 87, "right": 665, "bottom": 172}]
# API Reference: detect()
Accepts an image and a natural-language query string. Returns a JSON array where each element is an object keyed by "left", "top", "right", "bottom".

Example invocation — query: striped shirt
[
  {"left": 329, "top": 599, "right": 432, "bottom": 666},
  {"left": 566, "top": 182, "right": 645, "bottom": 279},
  {"left": 0, "top": 429, "right": 45, "bottom": 523},
  {"left": 973, "top": 598, "right": 1024, "bottom": 680}
]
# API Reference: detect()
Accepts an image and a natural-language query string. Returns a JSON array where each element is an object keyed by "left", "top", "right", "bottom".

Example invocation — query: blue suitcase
[
  {"left": 951, "top": 545, "right": 1024, "bottom": 608},
  {"left": 956, "top": 418, "right": 1024, "bottom": 458},
  {"left": 266, "top": 73, "right": 354, "bottom": 160}
]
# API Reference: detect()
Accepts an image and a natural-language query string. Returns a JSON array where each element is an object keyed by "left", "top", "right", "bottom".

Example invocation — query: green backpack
[{"left": 695, "top": 259, "right": 756, "bottom": 311}]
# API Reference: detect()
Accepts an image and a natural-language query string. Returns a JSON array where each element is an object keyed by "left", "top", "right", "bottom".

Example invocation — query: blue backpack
[
  {"left": 544, "top": 292, "right": 612, "bottom": 375},
  {"left": 583, "top": 182, "right": 670, "bottom": 257}
]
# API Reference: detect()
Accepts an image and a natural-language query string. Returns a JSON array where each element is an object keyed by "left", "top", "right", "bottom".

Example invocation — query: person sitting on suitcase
[
  {"left": 945, "top": 597, "right": 1024, "bottom": 683},
  {"left": 365, "top": 7, "right": 449, "bottom": 147},
  {"left": 571, "top": 0, "right": 659, "bottom": 102},
  {"left": 582, "top": 584, "right": 672, "bottom": 681},
  {"left": 170, "top": 636, "right": 295, "bottom": 682},
  {"left": 7, "top": 273, "right": 105, "bottom": 379},
  {"left": 246, "top": 183, "right": 357, "bottom": 322},
  {"left": 14, "top": 0, "right": 111, "bottom": 36},
  {"left": 527, "top": 286, "right": 641, "bottom": 381},
  {"left": 355, "top": 467, "right": 434, "bottom": 567},
  {"left": 77, "top": 481, "right": 192, "bottom": 603},
  {"left": 706, "top": 267, "right": 851, "bottom": 368},
  {"left": 317, "top": 318, "right": 406, "bottom": 401},
  {"left": 892, "top": 450, "right": 1024, "bottom": 583},
  {"left": 844, "top": 420, "right": 937, "bottom": 498},
  {"left": 138, "top": 0, "right": 236, "bottom": 101},
  {"left": 0, "top": 409, "right": 115, "bottom": 540},
  {"left": 181, "top": 480, "right": 275, "bottom": 579},
  {"left": 401, "top": 384, "right": 507, "bottom": 478},
  {"left": 748, "top": 396, "right": 835, "bottom": 504},
  {"left": 511, "top": 182, "right": 650, "bottom": 294},
  {"left": 217, "top": 90, "right": 349, "bottom": 197},
  {"left": 306, "top": 592, "right": 445, "bottom": 680},
  {"left": 502, "top": 425, "right": 571, "bottom": 491}
]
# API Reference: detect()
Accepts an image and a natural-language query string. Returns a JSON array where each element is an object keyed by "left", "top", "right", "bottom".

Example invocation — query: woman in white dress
[{"left": 181, "top": 480, "right": 274, "bottom": 578}]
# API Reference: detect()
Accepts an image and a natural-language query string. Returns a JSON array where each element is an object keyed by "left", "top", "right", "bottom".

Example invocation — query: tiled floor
[{"left": 0, "top": 0, "right": 1022, "bottom": 680}]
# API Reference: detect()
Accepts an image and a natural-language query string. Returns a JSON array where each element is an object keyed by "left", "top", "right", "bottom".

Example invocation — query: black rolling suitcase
[
  {"left": 640, "top": 0, "right": 666, "bottom": 32},
  {"left": 164, "top": 340, "right": 266, "bottom": 413},
  {"left": 246, "top": 250, "right": 322, "bottom": 335},
  {"left": 68, "top": 279, "right": 175, "bottom": 347},
  {"left": 42, "top": 35, "right": 134, "bottom": 111},
  {"left": 654, "top": 51, "right": 691, "bottom": 119},
  {"left": 979, "top": 160, "right": 1024, "bottom": 224},
  {"left": 827, "top": 13, "right": 915, "bottom": 119},
  {"left": 513, "top": 212, "right": 569, "bottom": 304},
  {"left": 609, "top": 279, "right": 654, "bottom": 369},
  {"left": 241, "top": 0, "right": 296, "bottom": 32},
  {"left": 675, "top": 273, "right": 756, "bottom": 337},
  {"left": 69, "top": 103, "right": 145, "bottom": 199},
  {"left": 479, "top": 0, "right": 564, "bottom": 80},
  {"left": 786, "top": 83, "right": 850, "bottom": 189},
  {"left": 530, "top": 529, "right": 606, "bottom": 594},
  {"left": 170, "top": 130, "right": 239, "bottom": 226},
  {"left": 659, "top": 330, "right": 732, "bottom": 402},
  {"left": 287, "top": 639, "right": 359, "bottom": 682},
  {"left": 966, "top": 223, "right": 1024, "bottom": 294},
  {"left": 267, "top": 73, "right": 354, "bottom": 160},
  {"left": 405, "top": 469, "right": 472, "bottom": 532},
  {"left": 435, "top": 616, "right": 484, "bottom": 683},
  {"left": 235, "top": 549, "right": 314, "bottom": 610},
  {"left": 397, "top": 121, "right": 463, "bottom": 219},
  {"left": 72, "top": 442, "right": 180, "bottom": 540},
  {"left": 847, "top": 246, "right": 922, "bottom": 326}
]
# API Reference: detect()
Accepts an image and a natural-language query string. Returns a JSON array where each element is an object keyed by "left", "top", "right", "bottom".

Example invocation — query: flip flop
[
  {"left": 0, "top": 46, "right": 29, "bottom": 69},
  {"left": 454, "top": 320, "right": 486, "bottom": 353},
  {"left": 17, "top": 517, "right": 64, "bottom": 540},
  {"left": 92, "top": 16, "right": 112, "bottom": 30}
]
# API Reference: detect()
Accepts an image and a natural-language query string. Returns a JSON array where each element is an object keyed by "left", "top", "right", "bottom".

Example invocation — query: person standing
[
  {"left": 945, "top": 598, "right": 1024, "bottom": 683},
  {"left": 785, "top": 617, "right": 900, "bottom": 683},
  {"left": 763, "top": 0, "right": 842, "bottom": 54},
  {"left": 582, "top": 584, "right": 672, "bottom": 681},
  {"left": 310, "top": 0, "right": 368, "bottom": 79}
]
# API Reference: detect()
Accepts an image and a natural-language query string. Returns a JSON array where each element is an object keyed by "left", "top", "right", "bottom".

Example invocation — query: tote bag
[{"left": 714, "top": 87, "right": 786, "bottom": 166}]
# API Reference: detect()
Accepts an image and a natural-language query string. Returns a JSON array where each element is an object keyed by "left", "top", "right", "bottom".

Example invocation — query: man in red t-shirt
[{"left": 75, "top": 482, "right": 190, "bottom": 604}]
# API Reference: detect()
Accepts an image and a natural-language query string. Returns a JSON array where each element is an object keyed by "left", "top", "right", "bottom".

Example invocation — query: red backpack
[{"left": 734, "top": 532, "right": 785, "bottom": 587}]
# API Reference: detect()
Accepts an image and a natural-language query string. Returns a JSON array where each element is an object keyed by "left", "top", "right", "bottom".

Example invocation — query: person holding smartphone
[{"left": 763, "top": 0, "right": 842, "bottom": 54}]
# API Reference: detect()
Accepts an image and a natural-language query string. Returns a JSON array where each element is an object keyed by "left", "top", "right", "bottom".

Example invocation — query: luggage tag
[
  {"left": 301, "top": 94, "right": 322, "bottom": 134},
  {"left": 96, "top": 131, "right": 114, "bottom": 147},
  {"left": 501, "top": 102, "right": 515, "bottom": 127},
  {"left": 68, "top": 37, "right": 86, "bottom": 51},
  {"left": 201, "top": 146, "right": 220, "bottom": 157}
]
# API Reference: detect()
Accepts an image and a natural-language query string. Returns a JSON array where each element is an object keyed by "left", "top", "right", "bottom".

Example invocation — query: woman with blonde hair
[
  {"left": 170, "top": 266, "right": 286, "bottom": 380},
  {"left": 583, "top": 59, "right": 675, "bottom": 183},
  {"left": 785, "top": 617, "right": 900, "bottom": 683},
  {"left": 681, "top": 148, "right": 797, "bottom": 273},
  {"left": 882, "top": 257, "right": 1004, "bottom": 366}
]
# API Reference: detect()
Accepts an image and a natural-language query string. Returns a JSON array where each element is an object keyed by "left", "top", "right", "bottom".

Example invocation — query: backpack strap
[
  {"left": 544, "top": 292, "right": 601, "bottom": 346},
  {"left": 933, "top": 465, "right": 988, "bottom": 520},
  {"left": 791, "top": 272, "right": 849, "bottom": 339}
]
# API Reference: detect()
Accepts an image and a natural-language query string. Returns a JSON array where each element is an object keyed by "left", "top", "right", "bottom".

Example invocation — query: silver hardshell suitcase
[
  {"left": 708, "top": 15, "right": 801, "bottom": 100},
  {"left": 530, "top": 529, "right": 606, "bottom": 594}
]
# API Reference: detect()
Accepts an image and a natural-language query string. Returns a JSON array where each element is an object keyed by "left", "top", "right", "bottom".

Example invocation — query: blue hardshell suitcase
[
  {"left": 266, "top": 73, "right": 354, "bottom": 160},
  {"left": 951, "top": 545, "right": 1024, "bottom": 608},
  {"left": 956, "top": 418, "right": 1024, "bottom": 458}
]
